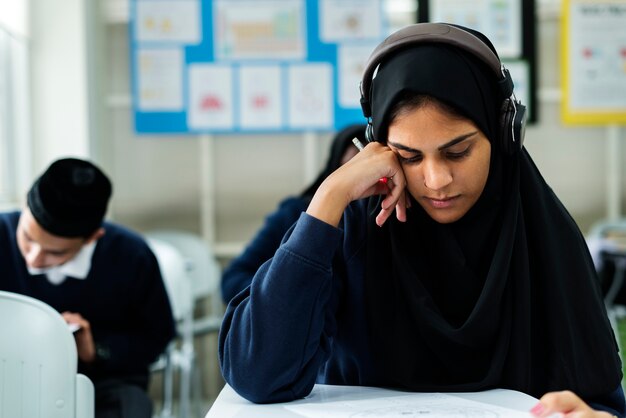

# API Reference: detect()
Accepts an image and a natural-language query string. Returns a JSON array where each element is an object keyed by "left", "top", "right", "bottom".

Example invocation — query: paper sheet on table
[{"left": 285, "top": 391, "right": 530, "bottom": 418}]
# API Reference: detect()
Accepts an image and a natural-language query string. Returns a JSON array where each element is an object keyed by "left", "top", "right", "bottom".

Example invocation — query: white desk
[{"left": 206, "top": 383, "right": 538, "bottom": 417}]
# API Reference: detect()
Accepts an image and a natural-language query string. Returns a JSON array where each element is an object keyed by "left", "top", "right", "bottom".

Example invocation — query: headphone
[{"left": 359, "top": 23, "right": 527, "bottom": 155}]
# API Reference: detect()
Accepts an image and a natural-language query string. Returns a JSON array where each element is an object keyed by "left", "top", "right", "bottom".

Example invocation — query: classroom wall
[
  {"left": 29, "top": 0, "right": 626, "bottom": 254},
  {"left": 30, "top": 0, "right": 90, "bottom": 172},
  {"left": 98, "top": 14, "right": 336, "bottom": 250}
]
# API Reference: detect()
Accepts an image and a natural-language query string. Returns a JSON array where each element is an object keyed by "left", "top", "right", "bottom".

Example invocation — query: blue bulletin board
[{"left": 130, "top": 0, "right": 387, "bottom": 134}]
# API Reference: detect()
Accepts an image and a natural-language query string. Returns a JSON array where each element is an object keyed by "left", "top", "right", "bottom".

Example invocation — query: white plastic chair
[
  {"left": 144, "top": 230, "right": 222, "bottom": 323},
  {"left": 587, "top": 219, "right": 626, "bottom": 308},
  {"left": 0, "top": 290, "right": 95, "bottom": 418},
  {"left": 147, "top": 238, "right": 195, "bottom": 418},
  {"left": 586, "top": 219, "right": 626, "bottom": 357},
  {"left": 145, "top": 230, "right": 223, "bottom": 417}
]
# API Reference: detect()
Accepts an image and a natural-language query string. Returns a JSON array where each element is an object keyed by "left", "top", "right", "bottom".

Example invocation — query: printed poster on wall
[
  {"left": 429, "top": 0, "right": 523, "bottom": 58},
  {"left": 213, "top": 0, "right": 306, "bottom": 61},
  {"left": 561, "top": 0, "right": 626, "bottom": 124},
  {"left": 130, "top": 0, "right": 387, "bottom": 134}
]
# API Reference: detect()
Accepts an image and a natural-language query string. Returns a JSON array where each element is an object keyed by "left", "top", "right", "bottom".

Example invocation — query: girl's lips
[{"left": 425, "top": 196, "right": 459, "bottom": 209}]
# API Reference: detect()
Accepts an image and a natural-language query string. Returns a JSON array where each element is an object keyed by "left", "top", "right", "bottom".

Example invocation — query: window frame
[{"left": 0, "top": 24, "right": 32, "bottom": 209}]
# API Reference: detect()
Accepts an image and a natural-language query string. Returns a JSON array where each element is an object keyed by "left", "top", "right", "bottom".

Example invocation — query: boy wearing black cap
[{"left": 0, "top": 158, "right": 176, "bottom": 418}]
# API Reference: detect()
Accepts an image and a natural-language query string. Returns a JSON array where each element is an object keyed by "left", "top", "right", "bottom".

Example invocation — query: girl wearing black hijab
[{"left": 218, "top": 23, "right": 624, "bottom": 417}]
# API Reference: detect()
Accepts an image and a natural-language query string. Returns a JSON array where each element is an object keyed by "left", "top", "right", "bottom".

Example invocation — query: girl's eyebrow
[{"left": 388, "top": 131, "right": 478, "bottom": 153}]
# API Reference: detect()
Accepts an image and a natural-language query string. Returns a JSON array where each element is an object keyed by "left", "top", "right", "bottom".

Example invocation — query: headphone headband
[
  {"left": 360, "top": 23, "right": 506, "bottom": 118},
  {"left": 359, "top": 22, "right": 526, "bottom": 155}
]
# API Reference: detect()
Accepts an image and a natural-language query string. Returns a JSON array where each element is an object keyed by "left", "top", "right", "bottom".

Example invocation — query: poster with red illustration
[{"left": 562, "top": 0, "right": 626, "bottom": 124}]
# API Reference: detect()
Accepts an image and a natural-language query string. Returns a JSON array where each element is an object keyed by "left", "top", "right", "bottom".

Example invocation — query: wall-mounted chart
[
  {"left": 561, "top": 0, "right": 626, "bottom": 124},
  {"left": 130, "top": 0, "right": 387, "bottom": 134}
]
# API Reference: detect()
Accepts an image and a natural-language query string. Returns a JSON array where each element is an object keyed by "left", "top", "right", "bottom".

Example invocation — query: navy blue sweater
[
  {"left": 219, "top": 206, "right": 625, "bottom": 415},
  {"left": 221, "top": 196, "right": 309, "bottom": 303},
  {"left": 0, "top": 211, "right": 176, "bottom": 386}
]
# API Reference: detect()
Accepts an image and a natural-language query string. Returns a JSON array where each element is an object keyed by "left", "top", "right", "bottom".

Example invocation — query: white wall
[
  {"left": 0, "top": 0, "right": 28, "bottom": 38},
  {"left": 523, "top": 11, "right": 626, "bottom": 225},
  {"left": 30, "top": 0, "right": 90, "bottom": 174},
  {"left": 0, "top": 0, "right": 31, "bottom": 206},
  {"left": 100, "top": 18, "right": 331, "bottom": 252},
  {"left": 30, "top": 0, "right": 626, "bottom": 257}
]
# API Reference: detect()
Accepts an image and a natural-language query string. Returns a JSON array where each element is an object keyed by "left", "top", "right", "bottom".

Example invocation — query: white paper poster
[
  {"left": 135, "top": 0, "right": 201, "bottom": 44},
  {"left": 319, "top": 0, "right": 383, "bottom": 42},
  {"left": 214, "top": 0, "right": 305, "bottom": 60},
  {"left": 338, "top": 43, "right": 377, "bottom": 108},
  {"left": 136, "top": 48, "right": 184, "bottom": 111},
  {"left": 187, "top": 64, "right": 234, "bottom": 130},
  {"left": 503, "top": 60, "right": 530, "bottom": 116},
  {"left": 568, "top": 1, "right": 626, "bottom": 110},
  {"left": 239, "top": 65, "right": 283, "bottom": 129},
  {"left": 288, "top": 63, "right": 333, "bottom": 128},
  {"left": 430, "top": 0, "right": 522, "bottom": 58}
]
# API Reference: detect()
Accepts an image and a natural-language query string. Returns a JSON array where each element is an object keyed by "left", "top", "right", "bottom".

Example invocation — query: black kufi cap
[{"left": 27, "top": 158, "right": 112, "bottom": 237}]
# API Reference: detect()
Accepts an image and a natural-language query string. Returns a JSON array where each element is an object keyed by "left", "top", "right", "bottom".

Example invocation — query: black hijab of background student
[
  {"left": 300, "top": 123, "right": 367, "bottom": 199},
  {"left": 363, "top": 26, "right": 621, "bottom": 400}
]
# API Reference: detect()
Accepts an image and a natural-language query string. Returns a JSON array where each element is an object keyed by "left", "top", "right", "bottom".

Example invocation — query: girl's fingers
[{"left": 376, "top": 185, "right": 408, "bottom": 226}]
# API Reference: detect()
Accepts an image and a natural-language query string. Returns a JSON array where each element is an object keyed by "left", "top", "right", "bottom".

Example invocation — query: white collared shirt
[{"left": 28, "top": 242, "right": 97, "bottom": 285}]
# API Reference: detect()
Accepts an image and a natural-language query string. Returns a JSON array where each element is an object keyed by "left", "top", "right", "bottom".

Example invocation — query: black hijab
[{"left": 363, "top": 25, "right": 622, "bottom": 399}]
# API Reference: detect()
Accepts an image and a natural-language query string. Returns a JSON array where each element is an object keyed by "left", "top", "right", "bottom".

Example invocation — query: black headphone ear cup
[
  {"left": 499, "top": 99, "right": 516, "bottom": 155},
  {"left": 499, "top": 99, "right": 526, "bottom": 155},
  {"left": 499, "top": 99, "right": 513, "bottom": 155},
  {"left": 512, "top": 102, "right": 527, "bottom": 151},
  {"left": 365, "top": 122, "right": 374, "bottom": 143}
]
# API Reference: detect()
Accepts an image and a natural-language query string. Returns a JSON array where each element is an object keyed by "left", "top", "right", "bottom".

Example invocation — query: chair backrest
[
  {"left": 146, "top": 237, "right": 194, "bottom": 322},
  {"left": 588, "top": 219, "right": 626, "bottom": 250},
  {"left": 145, "top": 238, "right": 196, "bottom": 418},
  {"left": 144, "top": 230, "right": 220, "bottom": 303},
  {"left": 0, "top": 290, "right": 94, "bottom": 418},
  {"left": 587, "top": 219, "right": 626, "bottom": 270}
]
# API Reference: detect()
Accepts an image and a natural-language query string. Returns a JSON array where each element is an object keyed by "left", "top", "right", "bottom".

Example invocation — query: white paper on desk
[{"left": 285, "top": 391, "right": 530, "bottom": 417}]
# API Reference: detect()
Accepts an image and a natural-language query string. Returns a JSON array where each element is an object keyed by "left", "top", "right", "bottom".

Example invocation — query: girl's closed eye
[
  {"left": 445, "top": 145, "right": 472, "bottom": 160},
  {"left": 397, "top": 153, "right": 423, "bottom": 164}
]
